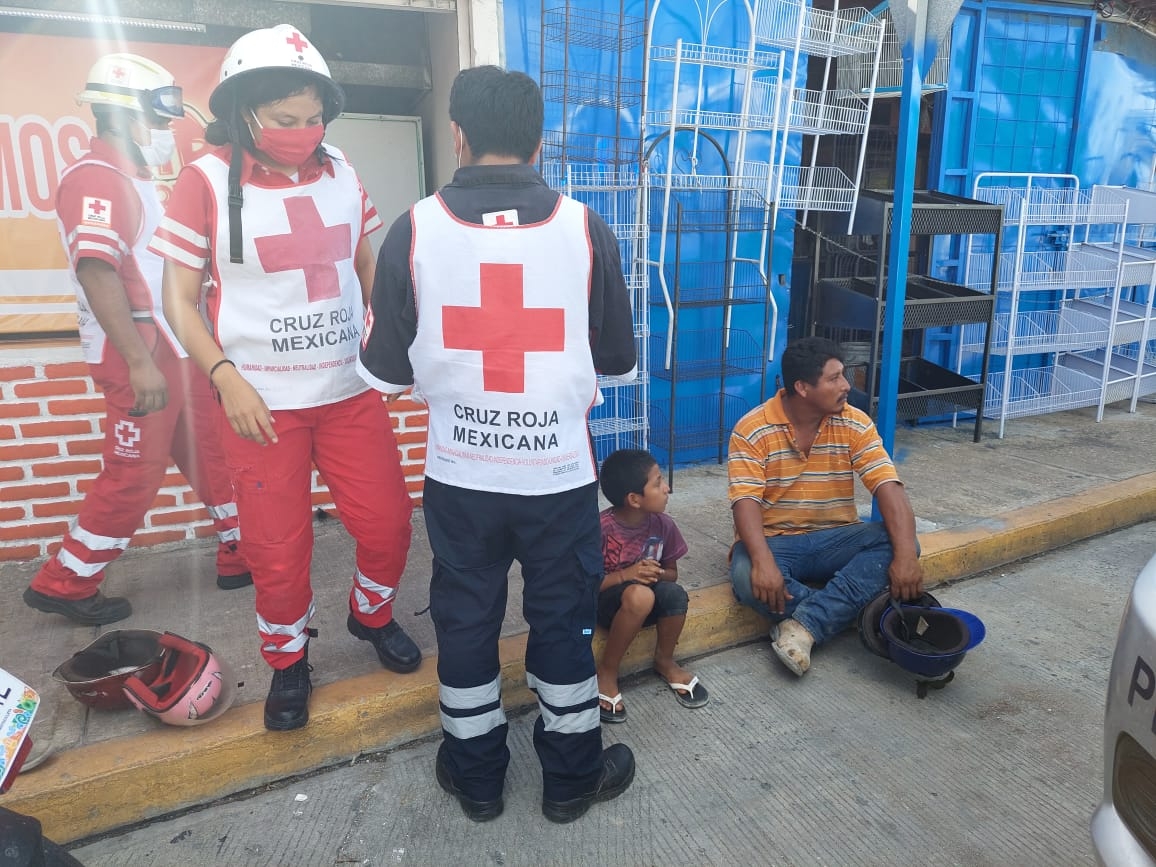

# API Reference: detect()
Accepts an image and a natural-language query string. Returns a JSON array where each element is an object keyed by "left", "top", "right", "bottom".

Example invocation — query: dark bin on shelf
[
  {"left": 885, "top": 357, "right": 985, "bottom": 421},
  {"left": 815, "top": 277, "right": 995, "bottom": 331},
  {"left": 851, "top": 189, "right": 1005, "bottom": 237}
]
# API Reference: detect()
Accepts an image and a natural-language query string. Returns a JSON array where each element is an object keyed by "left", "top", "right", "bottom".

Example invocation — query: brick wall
[{"left": 0, "top": 351, "right": 429, "bottom": 563}]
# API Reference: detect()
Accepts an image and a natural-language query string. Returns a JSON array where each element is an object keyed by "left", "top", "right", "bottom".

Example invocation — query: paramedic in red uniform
[
  {"left": 359, "top": 66, "right": 638, "bottom": 824},
  {"left": 24, "top": 53, "right": 249, "bottom": 628},
  {"left": 154, "top": 25, "right": 419, "bottom": 732}
]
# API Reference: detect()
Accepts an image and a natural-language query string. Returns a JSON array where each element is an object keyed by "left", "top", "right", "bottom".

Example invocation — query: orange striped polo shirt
[{"left": 727, "top": 390, "right": 900, "bottom": 537}]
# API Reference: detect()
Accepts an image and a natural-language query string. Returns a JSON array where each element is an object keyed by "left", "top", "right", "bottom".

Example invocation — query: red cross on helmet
[
  {"left": 210, "top": 23, "right": 345, "bottom": 125},
  {"left": 78, "top": 53, "right": 185, "bottom": 120}
]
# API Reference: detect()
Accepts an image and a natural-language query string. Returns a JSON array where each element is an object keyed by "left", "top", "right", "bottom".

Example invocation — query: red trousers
[
  {"left": 32, "top": 326, "right": 245, "bottom": 600},
  {"left": 219, "top": 389, "right": 413, "bottom": 669}
]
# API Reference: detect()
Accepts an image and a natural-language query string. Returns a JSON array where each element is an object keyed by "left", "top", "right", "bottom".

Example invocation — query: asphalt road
[{"left": 67, "top": 521, "right": 1150, "bottom": 866}]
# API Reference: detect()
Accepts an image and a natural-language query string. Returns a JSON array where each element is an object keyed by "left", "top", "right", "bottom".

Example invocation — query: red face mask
[{"left": 251, "top": 120, "right": 325, "bottom": 167}]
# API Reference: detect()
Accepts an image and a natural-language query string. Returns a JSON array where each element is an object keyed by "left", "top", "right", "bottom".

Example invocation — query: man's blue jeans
[{"left": 730, "top": 521, "right": 903, "bottom": 645}]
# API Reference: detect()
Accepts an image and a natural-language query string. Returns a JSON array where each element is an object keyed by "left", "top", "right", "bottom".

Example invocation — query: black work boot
[
  {"left": 435, "top": 743, "right": 504, "bottom": 822},
  {"left": 346, "top": 614, "right": 421, "bottom": 673},
  {"left": 263, "top": 648, "right": 313, "bottom": 731},
  {"left": 542, "top": 743, "right": 636, "bottom": 824},
  {"left": 23, "top": 587, "right": 131, "bottom": 626},
  {"left": 216, "top": 542, "right": 253, "bottom": 590}
]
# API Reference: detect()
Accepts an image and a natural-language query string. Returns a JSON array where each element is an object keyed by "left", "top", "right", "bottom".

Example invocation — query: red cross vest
[
  {"left": 409, "top": 193, "right": 599, "bottom": 495},
  {"left": 57, "top": 158, "right": 180, "bottom": 363},
  {"left": 193, "top": 147, "right": 367, "bottom": 410}
]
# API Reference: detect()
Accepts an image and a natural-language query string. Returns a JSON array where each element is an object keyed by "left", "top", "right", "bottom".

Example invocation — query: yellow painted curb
[{"left": 10, "top": 472, "right": 1156, "bottom": 843}]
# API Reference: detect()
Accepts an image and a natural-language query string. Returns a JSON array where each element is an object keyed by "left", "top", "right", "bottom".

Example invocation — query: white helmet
[
  {"left": 209, "top": 24, "right": 344, "bottom": 123},
  {"left": 78, "top": 53, "right": 184, "bottom": 120}
]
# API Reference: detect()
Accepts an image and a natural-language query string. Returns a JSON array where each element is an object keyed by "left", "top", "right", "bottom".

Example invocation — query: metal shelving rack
[
  {"left": 836, "top": 5, "right": 951, "bottom": 98},
  {"left": 640, "top": 0, "right": 883, "bottom": 481},
  {"left": 751, "top": 0, "right": 886, "bottom": 232},
  {"left": 812, "top": 189, "right": 1002, "bottom": 442},
  {"left": 964, "top": 174, "right": 1156, "bottom": 434},
  {"left": 539, "top": 3, "right": 650, "bottom": 462}
]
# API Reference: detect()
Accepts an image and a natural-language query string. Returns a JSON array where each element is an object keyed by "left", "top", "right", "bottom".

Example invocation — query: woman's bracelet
[{"left": 209, "top": 358, "right": 235, "bottom": 382}]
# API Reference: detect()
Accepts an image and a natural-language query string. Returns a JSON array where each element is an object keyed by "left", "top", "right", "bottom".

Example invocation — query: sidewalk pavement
[{"left": 5, "top": 403, "right": 1156, "bottom": 844}]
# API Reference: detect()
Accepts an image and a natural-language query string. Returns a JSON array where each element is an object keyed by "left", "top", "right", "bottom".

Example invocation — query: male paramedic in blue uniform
[{"left": 359, "top": 65, "right": 638, "bottom": 824}]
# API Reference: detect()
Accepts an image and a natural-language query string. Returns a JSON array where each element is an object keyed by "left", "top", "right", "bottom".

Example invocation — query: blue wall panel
[{"left": 928, "top": 0, "right": 1094, "bottom": 379}]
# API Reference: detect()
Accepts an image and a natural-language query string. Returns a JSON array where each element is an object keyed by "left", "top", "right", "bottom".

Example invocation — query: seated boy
[{"left": 596, "top": 449, "right": 710, "bottom": 723}]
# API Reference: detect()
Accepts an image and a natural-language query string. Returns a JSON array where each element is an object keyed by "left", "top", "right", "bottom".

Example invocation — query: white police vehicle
[{"left": 1092, "top": 552, "right": 1156, "bottom": 865}]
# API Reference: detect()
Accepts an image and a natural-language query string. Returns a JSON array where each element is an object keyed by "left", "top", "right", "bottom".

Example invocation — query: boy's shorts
[{"left": 596, "top": 579, "right": 689, "bottom": 630}]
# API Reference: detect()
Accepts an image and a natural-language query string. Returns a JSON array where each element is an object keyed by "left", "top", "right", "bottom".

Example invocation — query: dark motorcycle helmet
[
  {"left": 52, "top": 630, "right": 165, "bottom": 710},
  {"left": 857, "top": 589, "right": 942, "bottom": 659}
]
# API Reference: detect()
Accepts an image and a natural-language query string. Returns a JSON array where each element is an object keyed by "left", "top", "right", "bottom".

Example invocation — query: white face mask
[{"left": 138, "top": 127, "right": 176, "bottom": 167}]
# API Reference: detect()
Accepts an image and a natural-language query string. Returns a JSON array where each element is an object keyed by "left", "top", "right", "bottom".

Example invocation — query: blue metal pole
[{"left": 877, "top": 0, "right": 928, "bottom": 456}]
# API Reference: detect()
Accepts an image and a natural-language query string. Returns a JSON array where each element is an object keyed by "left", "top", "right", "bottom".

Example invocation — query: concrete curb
[{"left": 10, "top": 472, "right": 1156, "bottom": 844}]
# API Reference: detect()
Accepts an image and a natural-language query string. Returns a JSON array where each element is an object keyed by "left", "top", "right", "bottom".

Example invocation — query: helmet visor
[{"left": 143, "top": 85, "right": 184, "bottom": 119}]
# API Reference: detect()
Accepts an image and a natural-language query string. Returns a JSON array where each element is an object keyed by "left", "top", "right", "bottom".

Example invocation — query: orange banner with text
[{"left": 0, "top": 33, "right": 225, "bottom": 337}]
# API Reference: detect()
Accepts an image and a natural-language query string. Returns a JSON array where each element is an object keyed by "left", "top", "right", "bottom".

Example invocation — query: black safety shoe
[
  {"left": 216, "top": 571, "right": 253, "bottom": 590},
  {"left": 23, "top": 587, "right": 131, "bottom": 626},
  {"left": 263, "top": 652, "right": 313, "bottom": 731},
  {"left": 346, "top": 614, "right": 421, "bottom": 673},
  {"left": 542, "top": 743, "right": 636, "bottom": 824},
  {"left": 435, "top": 744, "right": 504, "bottom": 822}
]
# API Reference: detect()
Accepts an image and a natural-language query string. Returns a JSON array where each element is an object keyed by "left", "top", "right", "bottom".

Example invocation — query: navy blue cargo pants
[{"left": 423, "top": 477, "right": 604, "bottom": 804}]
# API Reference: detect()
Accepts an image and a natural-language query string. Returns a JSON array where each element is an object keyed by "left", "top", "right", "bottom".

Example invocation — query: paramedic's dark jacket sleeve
[
  {"left": 359, "top": 211, "right": 416, "bottom": 391},
  {"left": 586, "top": 210, "right": 637, "bottom": 377},
  {"left": 358, "top": 164, "right": 637, "bottom": 388}
]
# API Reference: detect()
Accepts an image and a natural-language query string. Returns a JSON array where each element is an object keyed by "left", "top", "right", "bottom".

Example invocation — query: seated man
[{"left": 728, "top": 337, "right": 923, "bottom": 676}]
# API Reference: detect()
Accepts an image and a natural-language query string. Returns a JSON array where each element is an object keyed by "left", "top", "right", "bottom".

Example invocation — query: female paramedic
[{"left": 153, "top": 24, "right": 419, "bottom": 732}]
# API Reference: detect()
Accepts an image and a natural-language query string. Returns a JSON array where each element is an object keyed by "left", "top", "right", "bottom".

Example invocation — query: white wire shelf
[
  {"left": 983, "top": 365, "right": 1103, "bottom": 420},
  {"left": 588, "top": 414, "right": 648, "bottom": 437},
  {"left": 1068, "top": 297, "right": 1152, "bottom": 346},
  {"left": 1063, "top": 349, "right": 1156, "bottom": 405},
  {"left": 1079, "top": 243, "right": 1156, "bottom": 287},
  {"left": 598, "top": 370, "right": 649, "bottom": 390},
  {"left": 837, "top": 7, "right": 948, "bottom": 96},
  {"left": 965, "top": 249, "right": 1122, "bottom": 292},
  {"left": 649, "top": 42, "right": 782, "bottom": 71},
  {"left": 748, "top": 82, "right": 869, "bottom": 135},
  {"left": 754, "top": 0, "right": 883, "bottom": 58},
  {"left": 973, "top": 185, "right": 1129, "bottom": 225},
  {"left": 606, "top": 222, "right": 648, "bottom": 241},
  {"left": 646, "top": 107, "right": 777, "bottom": 133},
  {"left": 540, "top": 163, "right": 640, "bottom": 192},
  {"left": 978, "top": 306, "right": 1111, "bottom": 355},
  {"left": 645, "top": 170, "right": 773, "bottom": 209},
  {"left": 787, "top": 87, "right": 870, "bottom": 135},
  {"left": 648, "top": 163, "right": 855, "bottom": 211},
  {"left": 774, "top": 165, "right": 858, "bottom": 212}
]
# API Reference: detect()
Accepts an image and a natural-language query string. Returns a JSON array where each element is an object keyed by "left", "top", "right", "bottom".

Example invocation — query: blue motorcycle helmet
[{"left": 859, "top": 590, "right": 986, "bottom": 698}]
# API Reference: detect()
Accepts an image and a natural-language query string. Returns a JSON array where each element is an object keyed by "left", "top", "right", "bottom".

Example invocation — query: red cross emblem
[
  {"left": 285, "top": 31, "right": 309, "bottom": 52},
  {"left": 254, "top": 197, "right": 351, "bottom": 302},
  {"left": 111, "top": 65, "right": 127, "bottom": 81},
  {"left": 88, "top": 199, "right": 107, "bottom": 216},
  {"left": 442, "top": 263, "right": 565, "bottom": 393}
]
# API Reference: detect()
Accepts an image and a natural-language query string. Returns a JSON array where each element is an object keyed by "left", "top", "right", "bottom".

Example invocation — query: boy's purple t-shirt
[{"left": 599, "top": 508, "right": 689, "bottom": 573}]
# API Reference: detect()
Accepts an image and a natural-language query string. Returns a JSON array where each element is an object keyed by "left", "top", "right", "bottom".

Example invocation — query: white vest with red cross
[
  {"left": 57, "top": 158, "right": 181, "bottom": 363},
  {"left": 409, "top": 193, "right": 598, "bottom": 495},
  {"left": 194, "top": 147, "right": 367, "bottom": 410}
]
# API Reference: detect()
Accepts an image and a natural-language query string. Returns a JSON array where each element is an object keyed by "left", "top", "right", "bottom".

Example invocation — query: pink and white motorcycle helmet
[{"left": 123, "top": 632, "right": 237, "bottom": 726}]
